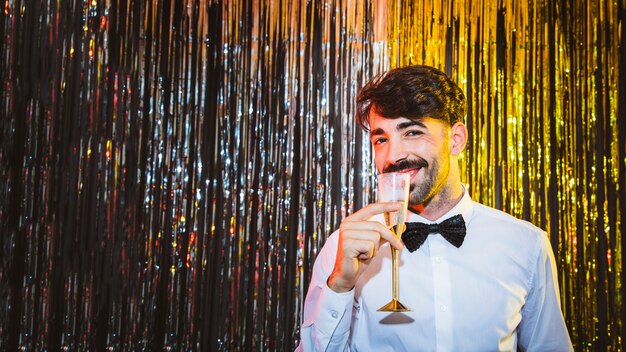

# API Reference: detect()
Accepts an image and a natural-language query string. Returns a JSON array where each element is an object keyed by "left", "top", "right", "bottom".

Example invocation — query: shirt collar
[{"left": 406, "top": 186, "right": 474, "bottom": 226}]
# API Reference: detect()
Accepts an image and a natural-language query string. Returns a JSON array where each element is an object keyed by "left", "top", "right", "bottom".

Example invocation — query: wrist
[{"left": 327, "top": 273, "right": 354, "bottom": 293}]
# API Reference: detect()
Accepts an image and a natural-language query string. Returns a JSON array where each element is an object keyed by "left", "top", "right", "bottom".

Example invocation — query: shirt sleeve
[
  {"left": 518, "top": 231, "right": 573, "bottom": 351},
  {"left": 297, "top": 231, "right": 355, "bottom": 352}
]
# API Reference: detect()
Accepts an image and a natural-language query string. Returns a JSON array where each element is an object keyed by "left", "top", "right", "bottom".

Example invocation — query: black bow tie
[{"left": 401, "top": 214, "right": 467, "bottom": 252}]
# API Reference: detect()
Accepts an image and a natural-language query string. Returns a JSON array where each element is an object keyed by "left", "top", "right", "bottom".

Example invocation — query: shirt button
[
  {"left": 331, "top": 310, "right": 339, "bottom": 319},
  {"left": 440, "top": 305, "right": 448, "bottom": 312}
]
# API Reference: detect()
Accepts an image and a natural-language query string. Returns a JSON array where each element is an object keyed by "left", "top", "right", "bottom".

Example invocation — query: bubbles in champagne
[{"left": 384, "top": 202, "right": 407, "bottom": 235}]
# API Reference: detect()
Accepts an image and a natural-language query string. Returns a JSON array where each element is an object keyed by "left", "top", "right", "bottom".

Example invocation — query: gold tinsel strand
[{"left": 383, "top": 0, "right": 622, "bottom": 349}]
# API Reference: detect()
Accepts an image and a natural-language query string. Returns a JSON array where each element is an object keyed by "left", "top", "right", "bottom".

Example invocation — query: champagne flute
[{"left": 377, "top": 172, "right": 411, "bottom": 312}]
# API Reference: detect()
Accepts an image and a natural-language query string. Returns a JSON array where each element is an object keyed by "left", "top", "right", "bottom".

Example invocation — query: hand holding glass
[{"left": 377, "top": 172, "right": 411, "bottom": 312}]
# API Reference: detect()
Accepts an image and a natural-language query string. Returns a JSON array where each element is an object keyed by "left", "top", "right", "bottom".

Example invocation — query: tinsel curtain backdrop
[{"left": 1, "top": 0, "right": 625, "bottom": 350}]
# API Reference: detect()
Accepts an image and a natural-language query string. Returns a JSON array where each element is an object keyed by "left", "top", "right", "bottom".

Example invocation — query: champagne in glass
[
  {"left": 383, "top": 191, "right": 408, "bottom": 235},
  {"left": 377, "top": 172, "right": 411, "bottom": 312}
]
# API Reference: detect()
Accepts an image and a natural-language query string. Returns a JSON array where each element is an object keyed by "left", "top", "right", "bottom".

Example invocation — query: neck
[{"left": 409, "top": 181, "right": 464, "bottom": 221}]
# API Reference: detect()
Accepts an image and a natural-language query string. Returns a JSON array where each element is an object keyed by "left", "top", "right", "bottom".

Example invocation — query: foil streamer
[{"left": 0, "top": 0, "right": 624, "bottom": 351}]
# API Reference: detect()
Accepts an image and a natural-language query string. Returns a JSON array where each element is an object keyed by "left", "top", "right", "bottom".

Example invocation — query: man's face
[{"left": 369, "top": 110, "right": 452, "bottom": 207}]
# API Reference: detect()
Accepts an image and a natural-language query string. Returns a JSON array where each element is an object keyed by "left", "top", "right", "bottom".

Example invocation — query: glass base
[{"left": 378, "top": 298, "right": 412, "bottom": 312}]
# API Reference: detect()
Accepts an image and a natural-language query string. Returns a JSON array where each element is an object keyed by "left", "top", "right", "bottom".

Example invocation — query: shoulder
[
  {"left": 467, "top": 202, "right": 555, "bottom": 289},
  {"left": 471, "top": 201, "right": 545, "bottom": 236},
  {"left": 467, "top": 201, "right": 551, "bottom": 265}
]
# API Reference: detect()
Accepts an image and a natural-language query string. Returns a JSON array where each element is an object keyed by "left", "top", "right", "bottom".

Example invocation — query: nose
[{"left": 385, "top": 138, "right": 408, "bottom": 168}]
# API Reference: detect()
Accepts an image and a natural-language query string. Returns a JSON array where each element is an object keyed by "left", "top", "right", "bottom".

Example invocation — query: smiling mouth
[{"left": 398, "top": 167, "right": 421, "bottom": 179}]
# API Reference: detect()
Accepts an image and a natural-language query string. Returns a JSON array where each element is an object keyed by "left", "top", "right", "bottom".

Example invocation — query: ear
[{"left": 449, "top": 122, "right": 468, "bottom": 156}]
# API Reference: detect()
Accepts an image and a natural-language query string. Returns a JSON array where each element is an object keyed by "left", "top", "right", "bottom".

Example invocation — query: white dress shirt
[{"left": 298, "top": 191, "right": 573, "bottom": 351}]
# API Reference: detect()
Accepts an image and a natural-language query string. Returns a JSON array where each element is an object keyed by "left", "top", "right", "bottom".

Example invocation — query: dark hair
[{"left": 355, "top": 65, "right": 467, "bottom": 131}]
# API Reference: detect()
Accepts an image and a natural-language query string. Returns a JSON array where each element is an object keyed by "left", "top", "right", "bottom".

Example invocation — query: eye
[
  {"left": 405, "top": 129, "right": 423, "bottom": 137},
  {"left": 372, "top": 137, "right": 387, "bottom": 145}
]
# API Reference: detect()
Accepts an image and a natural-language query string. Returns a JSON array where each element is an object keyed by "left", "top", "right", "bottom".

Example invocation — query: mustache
[{"left": 383, "top": 158, "right": 428, "bottom": 173}]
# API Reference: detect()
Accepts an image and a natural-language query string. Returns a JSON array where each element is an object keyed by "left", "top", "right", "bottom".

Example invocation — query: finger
[
  {"left": 341, "top": 229, "right": 382, "bottom": 254},
  {"left": 341, "top": 221, "right": 389, "bottom": 238},
  {"left": 341, "top": 221, "right": 404, "bottom": 250},
  {"left": 346, "top": 239, "right": 376, "bottom": 261},
  {"left": 346, "top": 202, "right": 401, "bottom": 221}
]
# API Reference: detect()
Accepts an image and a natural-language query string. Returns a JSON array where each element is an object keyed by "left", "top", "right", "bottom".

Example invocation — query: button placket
[{"left": 430, "top": 239, "right": 454, "bottom": 350}]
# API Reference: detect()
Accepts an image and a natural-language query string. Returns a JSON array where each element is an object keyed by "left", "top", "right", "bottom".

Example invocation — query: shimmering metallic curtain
[
  {"left": 0, "top": 0, "right": 624, "bottom": 351},
  {"left": 0, "top": 0, "right": 382, "bottom": 350},
  {"left": 386, "top": 0, "right": 625, "bottom": 349}
]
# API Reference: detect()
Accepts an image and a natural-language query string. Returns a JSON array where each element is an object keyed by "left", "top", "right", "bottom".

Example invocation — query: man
[{"left": 298, "top": 65, "right": 572, "bottom": 351}]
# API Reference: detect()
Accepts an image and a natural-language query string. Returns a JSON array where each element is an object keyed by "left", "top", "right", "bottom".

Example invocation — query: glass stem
[{"left": 391, "top": 247, "right": 399, "bottom": 300}]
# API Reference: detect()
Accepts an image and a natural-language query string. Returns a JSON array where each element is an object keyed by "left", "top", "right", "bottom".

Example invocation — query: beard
[
  {"left": 408, "top": 161, "right": 445, "bottom": 206},
  {"left": 383, "top": 154, "right": 450, "bottom": 207}
]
